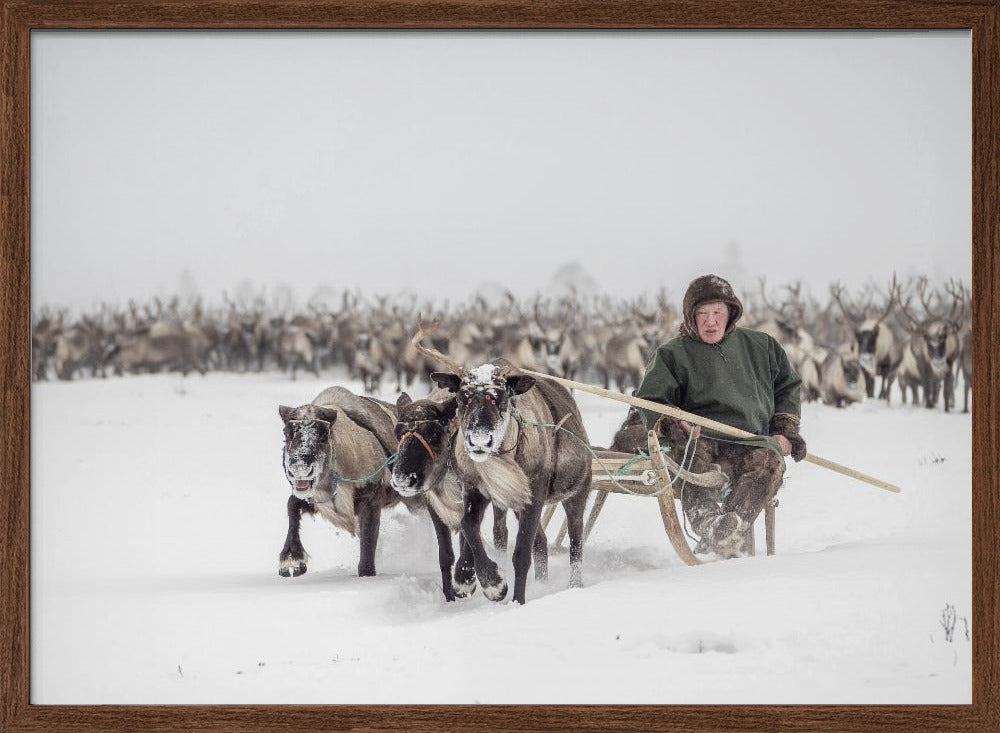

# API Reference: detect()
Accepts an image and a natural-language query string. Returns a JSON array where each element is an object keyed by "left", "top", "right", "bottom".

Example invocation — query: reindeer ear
[
  {"left": 315, "top": 407, "right": 338, "bottom": 425},
  {"left": 506, "top": 375, "right": 536, "bottom": 395},
  {"left": 431, "top": 372, "right": 463, "bottom": 393},
  {"left": 440, "top": 397, "right": 458, "bottom": 422},
  {"left": 396, "top": 392, "right": 413, "bottom": 410},
  {"left": 279, "top": 405, "right": 295, "bottom": 423}
]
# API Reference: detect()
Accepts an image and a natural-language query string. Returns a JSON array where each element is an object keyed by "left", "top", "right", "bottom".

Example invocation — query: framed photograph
[{"left": 2, "top": 1, "right": 996, "bottom": 732}]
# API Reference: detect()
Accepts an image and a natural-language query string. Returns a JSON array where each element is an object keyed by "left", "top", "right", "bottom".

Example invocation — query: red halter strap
[{"left": 398, "top": 430, "right": 436, "bottom": 461}]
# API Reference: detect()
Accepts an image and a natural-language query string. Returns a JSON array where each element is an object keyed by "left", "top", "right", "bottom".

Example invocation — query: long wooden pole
[{"left": 519, "top": 368, "right": 901, "bottom": 494}]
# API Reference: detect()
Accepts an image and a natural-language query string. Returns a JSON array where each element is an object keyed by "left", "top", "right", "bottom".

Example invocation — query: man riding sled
[{"left": 630, "top": 274, "right": 808, "bottom": 558}]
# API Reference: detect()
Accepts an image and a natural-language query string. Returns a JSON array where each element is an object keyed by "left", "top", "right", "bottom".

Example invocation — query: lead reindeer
[{"left": 411, "top": 320, "right": 592, "bottom": 605}]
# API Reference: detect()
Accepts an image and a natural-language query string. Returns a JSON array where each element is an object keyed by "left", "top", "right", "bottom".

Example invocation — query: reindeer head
[
  {"left": 279, "top": 404, "right": 338, "bottom": 503},
  {"left": 410, "top": 317, "right": 535, "bottom": 463},
  {"left": 840, "top": 353, "right": 863, "bottom": 392},
  {"left": 431, "top": 364, "right": 535, "bottom": 463},
  {"left": 390, "top": 392, "right": 457, "bottom": 497},
  {"left": 532, "top": 301, "right": 568, "bottom": 370}
]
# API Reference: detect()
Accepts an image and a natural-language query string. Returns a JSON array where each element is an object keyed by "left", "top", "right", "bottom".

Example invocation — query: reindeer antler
[
  {"left": 872, "top": 275, "right": 897, "bottom": 325},
  {"left": 830, "top": 281, "right": 862, "bottom": 323},
  {"left": 891, "top": 273, "right": 924, "bottom": 332},
  {"left": 943, "top": 278, "right": 968, "bottom": 329},
  {"left": 411, "top": 315, "right": 470, "bottom": 378}
]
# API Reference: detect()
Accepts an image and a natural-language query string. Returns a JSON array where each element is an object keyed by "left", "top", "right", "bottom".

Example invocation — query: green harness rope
[
  {"left": 515, "top": 414, "right": 699, "bottom": 498},
  {"left": 331, "top": 447, "right": 399, "bottom": 484},
  {"left": 317, "top": 424, "right": 398, "bottom": 486}
]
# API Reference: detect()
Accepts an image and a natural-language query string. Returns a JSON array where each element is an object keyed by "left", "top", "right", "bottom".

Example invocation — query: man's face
[{"left": 695, "top": 301, "right": 729, "bottom": 344}]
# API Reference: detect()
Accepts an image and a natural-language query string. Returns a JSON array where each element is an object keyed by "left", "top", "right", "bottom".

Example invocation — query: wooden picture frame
[{"left": 2, "top": 1, "right": 996, "bottom": 731}]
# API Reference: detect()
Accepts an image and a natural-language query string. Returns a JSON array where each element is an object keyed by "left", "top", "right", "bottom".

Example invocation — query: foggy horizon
[{"left": 31, "top": 30, "right": 972, "bottom": 314}]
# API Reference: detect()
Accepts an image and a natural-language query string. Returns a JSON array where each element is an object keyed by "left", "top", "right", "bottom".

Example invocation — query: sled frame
[{"left": 541, "top": 430, "right": 777, "bottom": 566}]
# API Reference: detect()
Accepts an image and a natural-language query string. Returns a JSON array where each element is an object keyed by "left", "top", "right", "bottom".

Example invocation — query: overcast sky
[{"left": 31, "top": 30, "right": 971, "bottom": 313}]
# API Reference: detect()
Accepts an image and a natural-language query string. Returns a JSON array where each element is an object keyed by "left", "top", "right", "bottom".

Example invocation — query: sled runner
[{"left": 540, "top": 429, "right": 777, "bottom": 566}]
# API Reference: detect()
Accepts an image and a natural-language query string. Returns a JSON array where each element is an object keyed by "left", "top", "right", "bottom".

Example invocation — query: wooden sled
[{"left": 541, "top": 430, "right": 777, "bottom": 566}]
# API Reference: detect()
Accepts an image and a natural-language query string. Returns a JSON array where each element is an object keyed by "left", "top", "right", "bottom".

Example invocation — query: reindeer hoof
[
  {"left": 478, "top": 564, "right": 507, "bottom": 602},
  {"left": 483, "top": 582, "right": 508, "bottom": 602},
  {"left": 452, "top": 563, "right": 477, "bottom": 598},
  {"left": 452, "top": 578, "right": 477, "bottom": 598},
  {"left": 481, "top": 571, "right": 508, "bottom": 602},
  {"left": 280, "top": 556, "right": 308, "bottom": 577}
]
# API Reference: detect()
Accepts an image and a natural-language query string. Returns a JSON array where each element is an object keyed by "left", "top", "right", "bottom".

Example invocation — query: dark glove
[
  {"left": 769, "top": 412, "right": 807, "bottom": 462},
  {"left": 654, "top": 415, "right": 693, "bottom": 447}
]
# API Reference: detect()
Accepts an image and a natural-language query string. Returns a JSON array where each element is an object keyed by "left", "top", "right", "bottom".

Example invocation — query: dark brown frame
[{"left": 2, "top": 2, "right": 996, "bottom": 731}]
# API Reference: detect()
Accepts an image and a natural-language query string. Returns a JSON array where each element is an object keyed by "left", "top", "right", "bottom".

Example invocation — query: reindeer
[
  {"left": 830, "top": 279, "right": 903, "bottom": 401},
  {"left": 754, "top": 279, "right": 826, "bottom": 401},
  {"left": 388, "top": 388, "right": 474, "bottom": 600},
  {"left": 273, "top": 316, "right": 320, "bottom": 380},
  {"left": 412, "top": 320, "right": 592, "bottom": 605},
  {"left": 107, "top": 331, "right": 207, "bottom": 376},
  {"left": 754, "top": 279, "right": 810, "bottom": 348},
  {"left": 52, "top": 315, "right": 113, "bottom": 380},
  {"left": 521, "top": 299, "right": 580, "bottom": 378},
  {"left": 278, "top": 386, "right": 436, "bottom": 581},
  {"left": 351, "top": 314, "right": 389, "bottom": 394},
  {"left": 820, "top": 347, "right": 866, "bottom": 408},
  {"left": 597, "top": 302, "right": 662, "bottom": 393},
  {"left": 894, "top": 277, "right": 963, "bottom": 411}
]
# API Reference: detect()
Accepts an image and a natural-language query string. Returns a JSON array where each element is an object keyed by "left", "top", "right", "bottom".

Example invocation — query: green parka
[{"left": 635, "top": 327, "right": 802, "bottom": 456}]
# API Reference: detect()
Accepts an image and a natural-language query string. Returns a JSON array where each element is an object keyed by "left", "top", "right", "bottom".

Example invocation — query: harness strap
[
  {"left": 398, "top": 430, "right": 436, "bottom": 461},
  {"left": 494, "top": 410, "right": 523, "bottom": 456}
]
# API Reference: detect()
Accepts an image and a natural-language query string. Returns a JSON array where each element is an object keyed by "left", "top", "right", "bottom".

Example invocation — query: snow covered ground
[{"left": 30, "top": 371, "right": 971, "bottom": 704}]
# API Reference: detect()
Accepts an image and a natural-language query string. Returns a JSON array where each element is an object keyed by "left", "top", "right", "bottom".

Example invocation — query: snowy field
[{"left": 30, "top": 370, "right": 972, "bottom": 705}]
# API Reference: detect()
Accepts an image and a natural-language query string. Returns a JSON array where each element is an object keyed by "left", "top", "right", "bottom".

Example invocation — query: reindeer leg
[
  {"left": 452, "top": 490, "right": 491, "bottom": 598},
  {"left": 492, "top": 504, "right": 509, "bottom": 554},
  {"left": 511, "top": 498, "right": 547, "bottom": 605},
  {"left": 356, "top": 498, "right": 380, "bottom": 577},
  {"left": 427, "top": 507, "right": 457, "bottom": 602},
  {"left": 561, "top": 489, "right": 588, "bottom": 588},
  {"left": 532, "top": 520, "right": 548, "bottom": 582},
  {"left": 459, "top": 489, "right": 506, "bottom": 602},
  {"left": 452, "top": 534, "right": 478, "bottom": 598},
  {"left": 279, "top": 496, "right": 312, "bottom": 577},
  {"left": 882, "top": 371, "right": 895, "bottom": 402}
]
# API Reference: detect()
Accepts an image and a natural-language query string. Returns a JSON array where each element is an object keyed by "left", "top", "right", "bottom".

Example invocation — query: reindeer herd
[{"left": 32, "top": 275, "right": 972, "bottom": 413}]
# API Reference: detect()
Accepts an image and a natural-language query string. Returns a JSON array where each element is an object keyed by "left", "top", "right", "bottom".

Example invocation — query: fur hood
[{"left": 680, "top": 274, "right": 744, "bottom": 341}]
